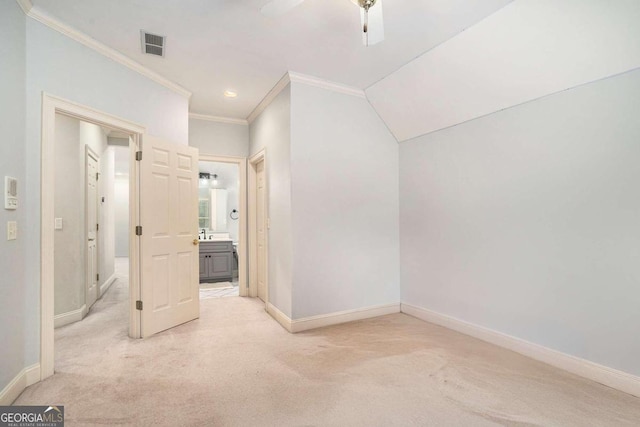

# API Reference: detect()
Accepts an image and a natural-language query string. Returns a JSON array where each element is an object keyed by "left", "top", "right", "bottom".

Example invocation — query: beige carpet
[{"left": 15, "top": 269, "right": 640, "bottom": 425}]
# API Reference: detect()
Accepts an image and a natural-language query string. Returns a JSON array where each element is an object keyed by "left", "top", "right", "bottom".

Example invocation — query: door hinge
[
  {"left": 136, "top": 300, "right": 143, "bottom": 310},
  {"left": 135, "top": 225, "right": 142, "bottom": 236},
  {"left": 135, "top": 151, "right": 143, "bottom": 161},
  {"left": 96, "top": 172, "right": 100, "bottom": 180},
  {"left": 96, "top": 223, "right": 99, "bottom": 231},
  {"left": 96, "top": 274, "right": 99, "bottom": 281}
]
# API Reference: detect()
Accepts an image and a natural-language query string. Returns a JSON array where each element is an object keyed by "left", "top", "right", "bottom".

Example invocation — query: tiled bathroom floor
[{"left": 199, "top": 281, "right": 239, "bottom": 299}]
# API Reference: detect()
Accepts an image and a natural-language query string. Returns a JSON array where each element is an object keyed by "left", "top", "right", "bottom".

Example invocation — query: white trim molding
[
  {"left": 16, "top": 0, "right": 32, "bottom": 14},
  {"left": 288, "top": 72, "right": 367, "bottom": 99},
  {"left": 16, "top": 0, "right": 191, "bottom": 99},
  {"left": 189, "top": 113, "right": 248, "bottom": 126},
  {"left": 401, "top": 303, "right": 640, "bottom": 398},
  {"left": 266, "top": 303, "right": 401, "bottom": 334},
  {"left": 99, "top": 273, "right": 118, "bottom": 298},
  {"left": 0, "top": 364, "right": 40, "bottom": 405},
  {"left": 54, "top": 304, "right": 88, "bottom": 329},
  {"left": 247, "top": 73, "right": 291, "bottom": 124},
  {"left": 247, "top": 71, "right": 367, "bottom": 124},
  {"left": 291, "top": 303, "right": 400, "bottom": 333},
  {"left": 266, "top": 303, "right": 292, "bottom": 332}
]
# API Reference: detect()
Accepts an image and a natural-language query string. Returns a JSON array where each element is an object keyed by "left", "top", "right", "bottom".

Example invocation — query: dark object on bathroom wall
[{"left": 230, "top": 209, "right": 239, "bottom": 220}]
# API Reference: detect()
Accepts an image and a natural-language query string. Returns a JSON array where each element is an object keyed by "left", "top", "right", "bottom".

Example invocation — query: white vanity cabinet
[{"left": 199, "top": 240, "right": 233, "bottom": 282}]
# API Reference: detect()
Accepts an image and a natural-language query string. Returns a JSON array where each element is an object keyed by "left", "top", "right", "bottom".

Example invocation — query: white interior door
[
  {"left": 256, "top": 160, "right": 267, "bottom": 302},
  {"left": 86, "top": 149, "right": 99, "bottom": 309},
  {"left": 139, "top": 135, "right": 200, "bottom": 337}
]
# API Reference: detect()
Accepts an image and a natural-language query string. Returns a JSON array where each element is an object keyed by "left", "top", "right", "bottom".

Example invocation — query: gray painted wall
[
  {"left": 190, "top": 118, "right": 249, "bottom": 158},
  {"left": 400, "top": 69, "right": 640, "bottom": 376},
  {"left": 0, "top": 0, "right": 26, "bottom": 393},
  {"left": 290, "top": 83, "right": 400, "bottom": 319},
  {"left": 249, "top": 85, "right": 293, "bottom": 317},
  {"left": 24, "top": 18, "right": 190, "bottom": 367}
]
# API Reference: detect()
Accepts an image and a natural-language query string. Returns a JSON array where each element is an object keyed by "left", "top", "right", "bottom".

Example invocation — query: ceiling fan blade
[
  {"left": 360, "top": 0, "right": 384, "bottom": 46},
  {"left": 260, "top": 0, "right": 306, "bottom": 17}
]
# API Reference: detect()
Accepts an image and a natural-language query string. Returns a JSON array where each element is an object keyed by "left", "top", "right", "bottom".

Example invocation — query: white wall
[
  {"left": 0, "top": 0, "right": 27, "bottom": 393},
  {"left": 400, "top": 69, "right": 640, "bottom": 377},
  {"left": 189, "top": 118, "right": 249, "bottom": 158},
  {"left": 54, "top": 116, "right": 115, "bottom": 317},
  {"left": 112, "top": 144, "right": 129, "bottom": 258},
  {"left": 289, "top": 83, "right": 400, "bottom": 319},
  {"left": 99, "top": 145, "right": 115, "bottom": 285},
  {"left": 249, "top": 85, "right": 293, "bottom": 317},
  {"left": 24, "top": 18, "right": 190, "bottom": 366},
  {"left": 53, "top": 114, "right": 84, "bottom": 315}
]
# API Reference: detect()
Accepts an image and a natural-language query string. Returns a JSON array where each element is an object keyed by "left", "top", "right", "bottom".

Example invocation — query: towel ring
[{"left": 230, "top": 209, "right": 239, "bottom": 220}]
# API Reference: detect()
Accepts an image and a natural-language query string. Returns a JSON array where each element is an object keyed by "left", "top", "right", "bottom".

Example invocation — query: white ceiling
[
  {"left": 368, "top": 0, "right": 640, "bottom": 142},
  {"left": 31, "top": 0, "right": 512, "bottom": 120}
]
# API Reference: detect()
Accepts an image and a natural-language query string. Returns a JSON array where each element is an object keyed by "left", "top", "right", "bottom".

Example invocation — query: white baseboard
[
  {"left": 266, "top": 302, "right": 401, "bottom": 333},
  {"left": 54, "top": 304, "right": 87, "bottom": 329},
  {"left": 0, "top": 364, "right": 41, "bottom": 405},
  {"left": 291, "top": 303, "right": 400, "bottom": 333},
  {"left": 266, "top": 303, "right": 293, "bottom": 332},
  {"left": 99, "top": 273, "right": 117, "bottom": 297},
  {"left": 401, "top": 303, "right": 640, "bottom": 398}
]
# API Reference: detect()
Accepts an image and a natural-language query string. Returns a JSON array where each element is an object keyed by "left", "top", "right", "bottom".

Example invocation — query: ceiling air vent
[{"left": 141, "top": 31, "right": 165, "bottom": 57}]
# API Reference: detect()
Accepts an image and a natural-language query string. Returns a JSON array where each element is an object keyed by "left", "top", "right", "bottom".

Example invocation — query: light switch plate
[
  {"left": 7, "top": 221, "right": 17, "bottom": 240},
  {"left": 5, "top": 176, "right": 17, "bottom": 210},
  {"left": 55, "top": 218, "right": 63, "bottom": 230}
]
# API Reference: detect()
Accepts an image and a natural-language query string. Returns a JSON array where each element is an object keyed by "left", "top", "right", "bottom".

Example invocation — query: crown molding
[
  {"left": 288, "top": 72, "right": 367, "bottom": 99},
  {"left": 247, "top": 71, "right": 366, "bottom": 124},
  {"left": 16, "top": 0, "right": 33, "bottom": 14},
  {"left": 189, "top": 113, "right": 248, "bottom": 126},
  {"left": 18, "top": 1, "right": 192, "bottom": 100},
  {"left": 246, "top": 72, "right": 291, "bottom": 124}
]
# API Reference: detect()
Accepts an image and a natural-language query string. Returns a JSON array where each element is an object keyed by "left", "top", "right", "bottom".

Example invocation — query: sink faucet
[{"left": 200, "top": 229, "right": 207, "bottom": 239}]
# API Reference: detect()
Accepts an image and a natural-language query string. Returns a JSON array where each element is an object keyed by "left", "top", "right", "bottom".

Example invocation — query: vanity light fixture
[
  {"left": 224, "top": 90, "right": 238, "bottom": 98},
  {"left": 212, "top": 174, "right": 218, "bottom": 186},
  {"left": 199, "top": 172, "right": 210, "bottom": 186}
]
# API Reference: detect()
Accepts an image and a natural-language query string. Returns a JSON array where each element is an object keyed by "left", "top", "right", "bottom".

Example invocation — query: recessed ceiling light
[{"left": 224, "top": 90, "right": 238, "bottom": 98}]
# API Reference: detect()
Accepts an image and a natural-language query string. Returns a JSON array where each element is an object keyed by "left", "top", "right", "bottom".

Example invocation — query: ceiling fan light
[{"left": 351, "top": 0, "right": 376, "bottom": 9}]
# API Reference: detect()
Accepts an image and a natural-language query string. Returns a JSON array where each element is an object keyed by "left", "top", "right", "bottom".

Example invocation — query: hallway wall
[{"left": 54, "top": 115, "right": 115, "bottom": 318}]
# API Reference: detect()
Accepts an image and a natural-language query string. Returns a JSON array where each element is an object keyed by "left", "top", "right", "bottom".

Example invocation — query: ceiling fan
[{"left": 260, "top": 0, "right": 384, "bottom": 46}]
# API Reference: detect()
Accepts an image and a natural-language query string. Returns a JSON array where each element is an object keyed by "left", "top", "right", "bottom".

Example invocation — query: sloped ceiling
[
  {"left": 30, "top": 0, "right": 512, "bottom": 120},
  {"left": 366, "top": 0, "right": 640, "bottom": 142}
]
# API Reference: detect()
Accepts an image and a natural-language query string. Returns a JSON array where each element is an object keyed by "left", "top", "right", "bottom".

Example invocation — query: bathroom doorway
[{"left": 197, "top": 155, "right": 247, "bottom": 300}]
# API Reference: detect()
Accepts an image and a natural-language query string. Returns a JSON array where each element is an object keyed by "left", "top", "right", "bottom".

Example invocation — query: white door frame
[
  {"left": 85, "top": 146, "right": 100, "bottom": 310},
  {"left": 248, "top": 150, "right": 268, "bottom": 304},
  {"left": 41, "top": 93, "right": 144, "bottom": 380},
  {"left": 198, "top": 154, "right": 248, "bottom": 296}
]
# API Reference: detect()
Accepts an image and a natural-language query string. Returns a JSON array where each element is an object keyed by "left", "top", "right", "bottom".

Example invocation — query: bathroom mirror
[{"left": 198, "top": 186, "right": 227, "bottom": 231}]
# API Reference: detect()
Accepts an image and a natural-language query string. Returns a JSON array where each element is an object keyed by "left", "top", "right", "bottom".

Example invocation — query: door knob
[{"left": 193, "top": 239, "right": 199, "bottom": 246}]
